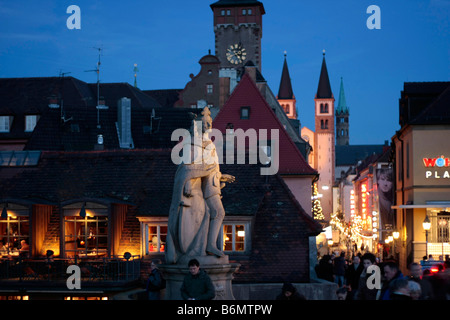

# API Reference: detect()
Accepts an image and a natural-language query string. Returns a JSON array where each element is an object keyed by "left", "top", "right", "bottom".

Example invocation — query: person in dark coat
[
  {"left": 345, "top": 255, "right": 364, "bottom": 300},
  {"left": 180, "top": 259, "right": 215, "bottom": 300},
  {"left": 379, "top": 261, "right": 404, "bottom": 300},
  {"left": 276, "top": 282, "right": 306, "bottom": 300},
  {"left": 315, "top": 255, "right": 334, "bottom": 282},
  {"left": 389, "top": 278, "right": 412, "bottom": 300},
  {"left": 355, "top": 253, "right": 379, "bottom": 300},
  {"left": 333, "top": 251, "right": 347, "bottom": 287},
  {"left": 146, "top": 259, "right": 164, "bottom": 300},
  {"left": 407, "top": 262, "right": 434, "bottom": 300}
]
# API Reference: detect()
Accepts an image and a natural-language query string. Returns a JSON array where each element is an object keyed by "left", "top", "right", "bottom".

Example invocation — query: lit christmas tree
[{"left": 312, "top": 183, "right": 325, "bottom": 220}]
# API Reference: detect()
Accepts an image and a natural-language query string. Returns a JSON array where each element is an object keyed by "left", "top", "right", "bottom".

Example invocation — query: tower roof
[
  {"left": 210, "top": 0, "right": 265, "bottom": 12},
  {"left": 316, "top": 52, "right": 333, "bottom": 99},
  {"left": 277, "top": 53, "right": 294, "bottom": 100},
  {"left": 336, "top": 77, "right": 349, "bottom": 114}
]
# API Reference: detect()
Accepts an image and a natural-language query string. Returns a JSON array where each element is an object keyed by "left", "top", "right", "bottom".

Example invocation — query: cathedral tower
[{"left": 314, "top": 51, "right": 335, "bottom": 220}]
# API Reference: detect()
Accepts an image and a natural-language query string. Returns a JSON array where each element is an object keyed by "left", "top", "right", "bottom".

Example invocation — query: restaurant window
[
  {"left": 63, "top": 203, "right": 108, "bottom": 258},
  {"left": 146, "top": 223, "right": 167, "bottom": 254},
  {"left": 221, "top": 222, "right": 249, "bottom": 253},
  {"left": 0, "top": 203, "right": 30, "bottom": 257}
]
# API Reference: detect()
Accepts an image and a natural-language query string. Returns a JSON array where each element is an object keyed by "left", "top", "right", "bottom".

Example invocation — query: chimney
[{"left": 116, "top": 97, "right": 134, "bottom": 149}]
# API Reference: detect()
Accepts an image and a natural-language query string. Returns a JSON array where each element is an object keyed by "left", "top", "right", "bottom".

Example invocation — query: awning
[{"left": 392, "top": 202, "right": 450, "bottom": 209}]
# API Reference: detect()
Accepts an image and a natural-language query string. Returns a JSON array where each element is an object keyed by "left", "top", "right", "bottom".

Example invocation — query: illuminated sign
[{"left": 424, "top": 156, "right": 450, "bottom": 179}]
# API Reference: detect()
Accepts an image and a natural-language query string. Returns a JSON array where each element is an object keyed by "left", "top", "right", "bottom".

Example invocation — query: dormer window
[
  {"left": 25, "top": 115, "right": 38, "bottom": 132},
  {"left": 240, "top": 106, "right": 250, "bottom": 119},
  {"left": 0, "top": 116, "right": 12, "bottom": 133}
]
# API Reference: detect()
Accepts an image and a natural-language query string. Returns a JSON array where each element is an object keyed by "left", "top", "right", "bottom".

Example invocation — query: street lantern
[
  {"left": 422, "top": 215, "right": 431, "bottom": 231},
  {"left": 423, "top": 215, "right": 431, "bottom": 257},
  {"left": 393, "top": 231, "right": 400, "bottom": 240}
]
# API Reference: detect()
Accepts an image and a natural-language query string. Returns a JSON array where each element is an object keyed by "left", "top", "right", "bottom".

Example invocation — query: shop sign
[{"left": 423, "top": 156, "right": 450, "bottom": 179}]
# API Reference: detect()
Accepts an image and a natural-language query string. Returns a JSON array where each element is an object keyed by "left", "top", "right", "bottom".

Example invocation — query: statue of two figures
[{"left": 166, "top": 107, "right": 235, "bottom": 264}]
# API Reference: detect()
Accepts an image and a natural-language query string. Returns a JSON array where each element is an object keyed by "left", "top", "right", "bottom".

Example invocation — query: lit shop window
[
  {"left": 222, "top": 224, "right": 246, "bottom": 252},
  {"left": 63, "top": 203, "right": 108, "bottom": 258},
  {"left": 147, "top": 224, "right": 167, "bottom": 253},
  {"left": 0, "top": 203, "right": 30, "bottom": 257}
]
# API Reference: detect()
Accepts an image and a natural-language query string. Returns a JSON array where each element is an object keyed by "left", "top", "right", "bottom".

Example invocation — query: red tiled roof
[{"left": 213, "top": 73, "right": 317, "bottom": 176}]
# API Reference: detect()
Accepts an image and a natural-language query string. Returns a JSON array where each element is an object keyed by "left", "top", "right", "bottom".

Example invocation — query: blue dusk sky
[{"left": 0, "top": 0, "right": 449, "bottom": 145}]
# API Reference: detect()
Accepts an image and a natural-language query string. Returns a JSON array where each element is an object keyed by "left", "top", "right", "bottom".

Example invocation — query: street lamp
[{"left": 423, "top": 215, "right": 431, "bottom": 257}]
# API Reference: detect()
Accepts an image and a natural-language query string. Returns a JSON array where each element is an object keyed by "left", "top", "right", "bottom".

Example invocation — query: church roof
[
  {"left": 336, "top": 77, "right": 349, "bottom": 114},
  {"left": 315, "top": 53, "right": 333, "bottom": 99},
  {"left": 277, "top": 55, "right": 294, "bottom": 100}
]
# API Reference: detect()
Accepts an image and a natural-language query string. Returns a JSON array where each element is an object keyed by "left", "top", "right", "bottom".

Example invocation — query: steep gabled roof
[
  {"left": 315, "top": 53, "right": 333, "bottom": 99},
  {"left": 277, "top": 55, "right": 294, "bottom": 100},
  {"left": 213, "top": 73, "right": 317, "bottom": 175}
]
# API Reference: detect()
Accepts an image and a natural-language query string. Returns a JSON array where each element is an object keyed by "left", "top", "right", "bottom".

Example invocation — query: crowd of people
[{"left": 316, "top": 251, "right": 450, "bottom": 300}]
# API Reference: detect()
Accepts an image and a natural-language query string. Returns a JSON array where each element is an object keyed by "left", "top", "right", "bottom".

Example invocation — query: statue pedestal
[{"left": 159, "top": 256, "right": 240, "bottom": 300}]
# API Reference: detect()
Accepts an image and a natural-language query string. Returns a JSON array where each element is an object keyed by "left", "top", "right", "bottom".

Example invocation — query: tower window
[
  {"left": 242, "top": 9, "right": 246, "bottom": 15},
  {"left": 248, "top": 9, "right": 252, "bottom": 15},
  {"left": 206, "top": 83, "right": 214, "bottom": 94},
  {"left": 227, "top": 9, "right": 231, "bottom": 16},
  {"left": 221, "top": 10, "right": 225, "bottom": 16}
]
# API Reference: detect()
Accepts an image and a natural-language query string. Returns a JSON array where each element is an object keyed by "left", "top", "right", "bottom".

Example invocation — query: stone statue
[{"left": 166, "top": 107, "right": 235, "bottom": 264}]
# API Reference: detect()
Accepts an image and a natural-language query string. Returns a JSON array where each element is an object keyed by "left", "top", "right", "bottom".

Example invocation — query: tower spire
[
  {"left": 337, "top": 77, "right": 348, "bottom": 114},
  {"left": 316, "top": 50, "right": 333, "bottom": 99},
  {"left": 277, "top": 51, "right": 294, "bottom": 99}
]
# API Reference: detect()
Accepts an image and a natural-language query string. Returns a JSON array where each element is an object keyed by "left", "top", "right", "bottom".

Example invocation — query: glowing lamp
[{"left": 423, "top": 215, "right": 431, "bottom": 231}]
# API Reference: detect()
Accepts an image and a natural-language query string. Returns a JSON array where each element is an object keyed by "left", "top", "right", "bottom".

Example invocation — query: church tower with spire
[
  {"left": 336, "top": 77, "right": 349, "bottom": 146},
  {"left": 314, "top": 51, "right": 335, "bottom": 220},
  {"left": 277, "top": 53, "right": 297, "bottom": 120}
]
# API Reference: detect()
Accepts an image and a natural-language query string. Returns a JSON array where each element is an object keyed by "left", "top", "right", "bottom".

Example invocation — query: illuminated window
[
  {"left": 222, "top": 223, "right": 248, "bottom": 253},
  {"left": 146, "top": 224, "right": 167, "bottom": 253},
  {"left": 0, "top": 203, "right": 29, "bottom": 257},
  {"left": 63, "top": 203, "right": 108, "bottom": 258}
]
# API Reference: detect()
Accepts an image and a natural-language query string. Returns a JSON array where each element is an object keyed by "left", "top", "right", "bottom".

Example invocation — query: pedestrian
[
  {"left": 315, "top": 254, "right": 334, "bottom": 282},
  {"left": 276, "top": 282, "right": 306, "bottom": 300},
  {"left": 355, "top": 252, "right": 378, "bottom": 300},
  {"left": 180, "top": 259, "right": 215, "bottom": 300},
  {"left": 345, "top": 255, "right": 364, "bottom": 300},
  {"left": 389, "top": 278, "right": 412, "bottom": 300},
  {"left": 408, "top": 280, "right": 422, "bottom": 300},
  {"left": 333, "top": 251, "right": 347, "bottom": 287},
  {"left": 146, "top": 259, "right": 164, "bottom": 300},
  {"left": 407, "top": 262, "right": 434, "bottom": 300},
  {"left": 378, "top": 261, "right": 404, "bottom": 300}
]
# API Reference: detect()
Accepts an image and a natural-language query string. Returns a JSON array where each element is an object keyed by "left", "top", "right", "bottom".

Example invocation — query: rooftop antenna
[
  {"left": 59, "top": 71, "right": 73, "bottom": 123},
  {"left": 85, "top": 46, "right": 108, "bottom": 129},
  {"left": 133, "top": 63, "right": 139, "bottom": 88}
]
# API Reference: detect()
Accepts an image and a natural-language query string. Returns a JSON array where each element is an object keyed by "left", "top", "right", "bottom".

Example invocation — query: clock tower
[{"left": 210, "top": 0, "right": 265, "bottom": 70}]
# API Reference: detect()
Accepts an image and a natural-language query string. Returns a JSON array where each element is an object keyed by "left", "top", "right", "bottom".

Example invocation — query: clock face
[{"left": 226, "top": 43, "right": 247, "bottom": 65}]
